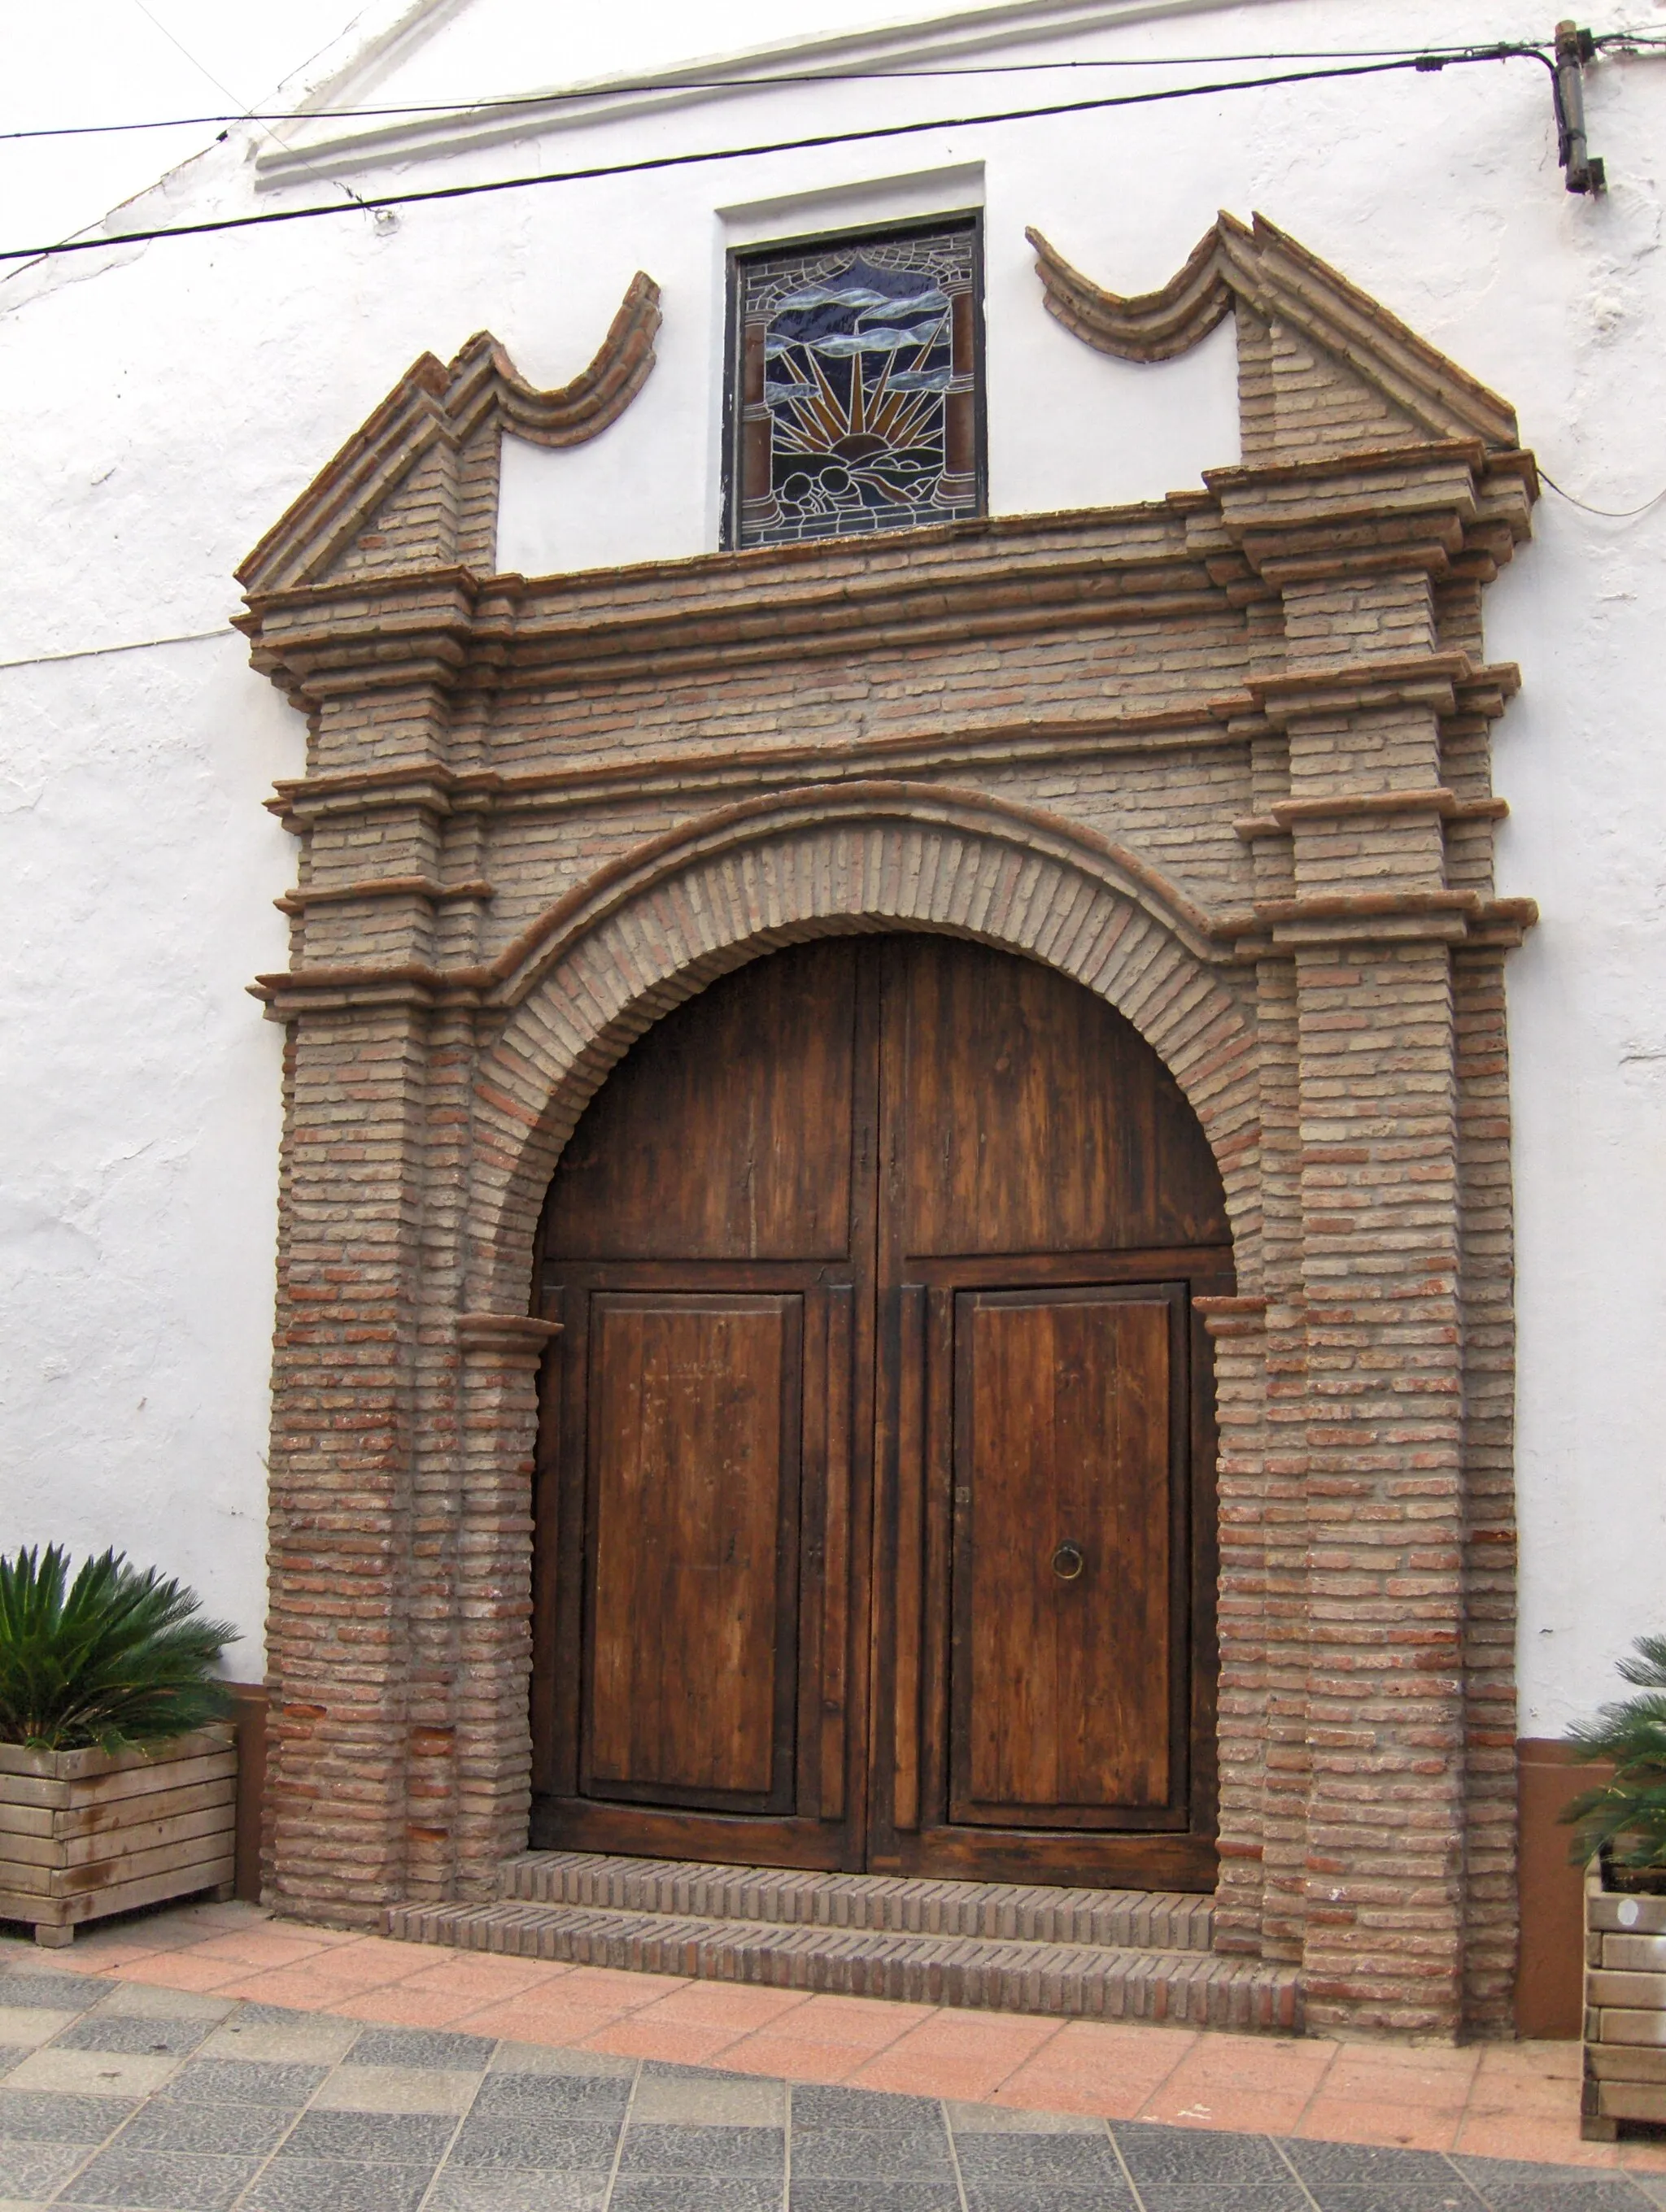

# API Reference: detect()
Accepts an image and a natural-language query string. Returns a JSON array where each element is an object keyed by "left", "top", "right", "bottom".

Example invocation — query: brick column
[
  {"left": 1198, "top": 1295, "right": 1271, "bottom": 1957},
  {"left": 263, "top": 999, "right": 430, "bottom": 1922},
  {"left": 451, "top": 1314, "right": 560, "bottom": 1897},
  {"left": 1212, "top": 450, "right": 1511, "bottom": 2034}
]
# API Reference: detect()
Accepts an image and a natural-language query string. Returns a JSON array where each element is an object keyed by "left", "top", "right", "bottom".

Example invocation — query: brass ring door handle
[{"left": 1051, "top": 1541, "right": 1085, "bottom": 1582}]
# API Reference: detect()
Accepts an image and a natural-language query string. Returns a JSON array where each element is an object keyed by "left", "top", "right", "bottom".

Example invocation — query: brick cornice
[
  {"left": 262, "top": 706, "right": 1236, "bottom": 834},
  {"left": 239, "top": 518, "right": 1238, "bottom": 702}
]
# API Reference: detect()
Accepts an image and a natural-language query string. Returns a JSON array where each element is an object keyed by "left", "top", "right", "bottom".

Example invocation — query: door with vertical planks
[{"left": 530, "top": 934, "right": 1231, "bottom": 1886}]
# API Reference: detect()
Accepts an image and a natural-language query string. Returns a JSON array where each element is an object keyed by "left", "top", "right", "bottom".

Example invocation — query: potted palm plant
[
  {"left": 0, "top": 1546, "right": 239, "bottom": 1946},
  {"left": 1564, "top": 1634, "right": 1666, "bottom": 2139}
]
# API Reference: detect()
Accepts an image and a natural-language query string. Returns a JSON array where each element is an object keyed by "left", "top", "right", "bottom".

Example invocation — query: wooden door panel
[
  {"left": 950, "top": 1287, "right": 1175, "bottom": 1825},
  {"left": 534, "top": 934, "right": 1228, "bottom": 1889},
  {"left": 547, "top": 939, "right": 859, "bottom": 1261},
  {"left": 890, "top": 937, "right": 1229, "bottom": 1258},
  {"left": 583, "top": 1293, "right": 801, "bottom": 1810}
]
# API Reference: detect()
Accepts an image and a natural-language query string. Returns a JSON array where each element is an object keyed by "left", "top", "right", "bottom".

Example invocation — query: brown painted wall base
[
  {"left": 225, "top": 1684, "right": 268, "bottom": 1905},
  {"left": 1517, "top": 1738, "right": 1607, "bottom": 2040}
]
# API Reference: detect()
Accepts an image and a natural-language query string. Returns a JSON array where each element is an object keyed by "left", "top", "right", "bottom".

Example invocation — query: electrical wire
[
  {"left": 0, "top": 46, "right": 1552, "bottom": 265},
  {"left": 1540, "top": 470, "right": 1666, "bottom": 520},
  {"left": 0, "top": 41, "right": 1559, "bottom": 140}
]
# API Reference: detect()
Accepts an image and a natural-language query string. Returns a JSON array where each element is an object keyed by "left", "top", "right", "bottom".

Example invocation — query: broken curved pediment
[
  {"left": 1027, "top": 212, "right": 1519, "bottom": 457},
  {"left": 238, "top": 270, "right": 661, "bottom": 598}
]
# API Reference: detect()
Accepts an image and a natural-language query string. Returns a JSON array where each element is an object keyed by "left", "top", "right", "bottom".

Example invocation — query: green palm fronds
[
  {"left": 1564, "top": 1635, "right": 1666, "bottom": 1873},
  {"left": 0, "top": 1546, "right": 237, "bottom": 1754}
]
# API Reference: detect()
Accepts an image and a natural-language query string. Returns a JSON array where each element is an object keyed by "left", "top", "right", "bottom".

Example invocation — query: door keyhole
[{"left": 1051, "top": 1540, "right": 1085, "bottom": 1583}]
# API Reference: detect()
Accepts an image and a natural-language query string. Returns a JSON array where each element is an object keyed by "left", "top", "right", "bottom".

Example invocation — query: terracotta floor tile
[
  {"left": 782, "top": 1993, "right": 936, "bottom": 2038},
  {"left": 630, "top": 1980, "right": 813, "bottom": 2031},
  {"left": 1463, "top": 2068, "right": 1582, "bottom": 2119},
  {"left": 1618, "top": 2140, "right": 1666, "bottom": 2173},
  {"left": 1451, "top": 2110, "right": 1613, "bottom": 2164},
  {"left": 209, "top": 1939, "right": 419, "bottom": 2001},
  {"left": 1138, "top": 2085, "right": 1317, "bottom": 2135},
  {"left": 327, "top": 1984, "right": 490, "bottom": 2027},
  {"left": 447, "top": 1996, "right": 636, "bottom": 2043},
  {"left": 396, "top": 1954, "right": 569, "bottom": 2001},
  {"left": 1295, "top": 2096, "right": 1461, "bottom": 2152},
  {"left": 554, "top": 1966, "right": 694, "bottom": 2010},
  {"left": 1474, "top": 2040, "right": 1583, "bottom": 2080},
  {"left": 103, "top": 1953, "right": 250, "bottom": 1993},
  {"left": 709, "top": 2033, "right": 870, "bottom": 2083},
  {"left": 985, "top": 2069, "right": 1154, "bottom": 2121},
  {"left": 849, "top": 2048, "right": 1049, "bottom": 2102},
  {"left": 184, "top": 1931, "right": 343, "bottom": 1969},
  {"left": 1153, "top": 2036, "right": 1337, "bottom": 2097},
  {"left": 877, "top": 2011, "right": 1062, "bottom": 2065},
  {"left": 1319, "top": 2055, "right": 1476, "bottom": 2110},
  {"left": 579, "top": 2014, "right": 750, "bottom": 2065},
  {"left": 1009, "top": 2018, "right": 1197, "bottom": 2083}
]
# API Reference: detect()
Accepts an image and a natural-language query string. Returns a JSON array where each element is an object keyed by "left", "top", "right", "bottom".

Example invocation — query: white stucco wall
[{"left": 1, "top": 0, "right": 1662, "bottom": 1715}]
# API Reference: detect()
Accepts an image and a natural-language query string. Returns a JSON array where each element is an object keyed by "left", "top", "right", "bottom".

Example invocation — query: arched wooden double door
[{"left": 530, "top": 935, "right": 1232, "bottom": 1888}]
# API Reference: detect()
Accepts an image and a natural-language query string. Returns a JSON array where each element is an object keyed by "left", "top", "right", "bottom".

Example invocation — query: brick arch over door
[{"left": 464, "top": 782, "right": 1262, "bottom": 1322}]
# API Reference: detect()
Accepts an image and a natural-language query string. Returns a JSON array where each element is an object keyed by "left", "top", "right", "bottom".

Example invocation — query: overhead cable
[
  {"left": 0, "top": 41, "right": 1561, "bottom": 140},
  {"left": 0, "top": 47, "right": 1555, "bottom": 265}
]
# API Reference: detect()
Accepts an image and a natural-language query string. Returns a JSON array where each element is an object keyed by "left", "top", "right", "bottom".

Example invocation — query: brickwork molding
[{"left": 241, "top": 216, "right": 1537, "bottom": 2040}]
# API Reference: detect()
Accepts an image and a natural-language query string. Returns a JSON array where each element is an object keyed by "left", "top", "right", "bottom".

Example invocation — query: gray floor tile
[
  {"left": 57, "top": 2015, "right": 217, "bottom": 2059},
  {"left": 424, "top": 2176, "right": 612, "bottom": 2212},
  {"left": 954, "top": 2132, "right": 1123, "bottom": 2185},
  {"left": 617, "top": 2122, "right": 785, "bottom": 2175},
  {"left": 470, "top": 2070, "right": 632, "bottom": 2118},
  {"left": 792, "top": 2087, "right": 943, "bottom": 2132},
  {"left": 159, "top": 2059, "right": 328, "bottom": 2108},
  {"left": 488, "top": 2043, "right": 634, "bottom": 2079},
  {"left": 0, "top": 2053, "right": 30, "bottom": 2080},
  {"left": 788, "top": 2184, "right": 961, "bottom": 2212},
  {"left": 273, "top": 2109, "right": 454, "bottom": 2165},
  {"left": 242, "top": 2158, "right": 437, "bottom": 2212},
  {"left": 948, "top": 2105, "right": 1105, "bottom": 2136},
  {"left": 1284, "top": 2143, "right": 1469, "bottom": 2188},
  {"left": 1114, "top": 2123, "right": 1294, "bottom": 2185},
  {"left": 1307, "top": 2187, "right": 1491, "bottom": 2212},
  {"left": 58, "top": 2145, "right": 263, "bottom": 2208},
  {"left": 1455, "top": 2159, "right": 1656, "bottom": 2199},
  {"left": 632, "top": 2070, "right": 784, "bottom": 2127},
  {"left": 89, "top": 1988, "right": 233, "bottom": 2027},
  {"left": 342, "top": 2027, "right": 493, "bottom": 2072},
  {"left": 447, "top": 2113, "right": 622, "bottom": 2169},
  {"left": 111, "top": 2098, "right": 294, "bottom": 2156},
  {"left": 613, "top": 2184, "right": 783, "bottom": 2212},
  {"left": 1464, "top": 2187, "right": 1659, "bottom": 2212},
  {"left": 791, "top": 2127, "right": 954, "bottom": 2178},
  {"left": 1134, "top": 2193, "right": 1314, "bottom": 2212},
  {"left": 962, "top": 2188, "right": 1138, "bottom": 2212},
  {"left": 0, "top": 2091, "right": 135, "bottom": 2144},
  {"left": 0, "top": 1978, "right": 102, "bottom": 2013},
  {"left": 0, "top": 2140, "right": 90, "bottom": 2197}
]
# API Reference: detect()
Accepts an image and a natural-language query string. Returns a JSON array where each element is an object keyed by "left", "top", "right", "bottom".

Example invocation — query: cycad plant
[
  {"left": 1564, "top": 1632, "right": 1666, "bottom": 1882},
  {"left": 0, "top": 1546, "right": 237, "bottom": 1755}
]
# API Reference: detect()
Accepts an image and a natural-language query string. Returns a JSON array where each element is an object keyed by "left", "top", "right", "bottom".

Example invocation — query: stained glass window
[{"left": 726, "top": 218, "right": 983, "bottom": 550}]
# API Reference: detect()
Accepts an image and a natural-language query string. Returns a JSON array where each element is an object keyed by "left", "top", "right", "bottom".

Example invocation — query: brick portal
[{"left": 238, "top": 221, "right": 1537, "bottom": 2037}]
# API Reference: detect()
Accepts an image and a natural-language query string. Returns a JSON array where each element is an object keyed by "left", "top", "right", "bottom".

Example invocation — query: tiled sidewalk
[
  {"left": 1, "top": 1900, "right": 1659, "bottom": 2196},
  {"left": 0, "top": 1957, "right": 1663, "bottom": 2212}
]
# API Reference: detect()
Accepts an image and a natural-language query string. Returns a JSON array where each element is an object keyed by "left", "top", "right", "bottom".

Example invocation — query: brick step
[
  {"left": 497, "top": 1851, "right": 1215, "bottom": 1952},
  {"left": 389, "top": 1895, "right": 1301, "bottom": 2033}
]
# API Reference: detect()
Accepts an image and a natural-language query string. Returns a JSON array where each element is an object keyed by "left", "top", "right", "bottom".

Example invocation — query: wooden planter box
[
  {"left": 1584, "top": 1858, "right": 1666, "bottom": 2137},
  {"left": 0, "top": 1727, "right": 236, "bottom": 1948}
]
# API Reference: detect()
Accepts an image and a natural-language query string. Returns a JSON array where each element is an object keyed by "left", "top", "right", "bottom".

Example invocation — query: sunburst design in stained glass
[{"left": 729, "top": 221, "right": 983, "bottom": 549}]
